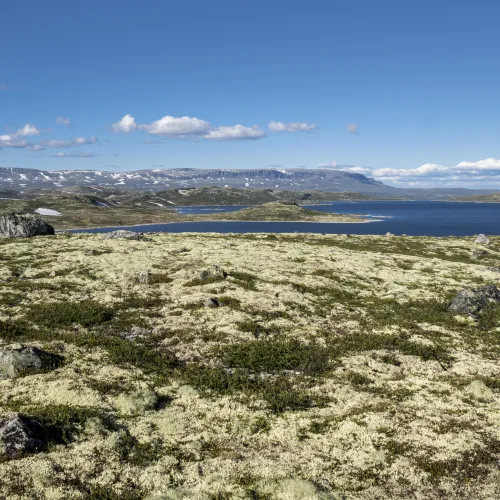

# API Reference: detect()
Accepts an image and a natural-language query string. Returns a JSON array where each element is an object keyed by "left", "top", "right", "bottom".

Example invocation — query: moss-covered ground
[{"left": 0, "top": 232, "right": 499, "bottom": 499}]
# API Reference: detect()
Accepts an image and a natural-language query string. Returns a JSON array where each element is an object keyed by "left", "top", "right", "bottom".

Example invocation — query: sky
[{"left": 1, "top": 0, "right": 500, "bottom": 188}]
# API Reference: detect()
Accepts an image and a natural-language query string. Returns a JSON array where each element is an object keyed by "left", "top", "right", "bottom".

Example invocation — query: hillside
[
  {"left": 204, "top": 201, "right": 364, "bottom": 222},
  {"left": 453, "top": 193, "right": 500, "bottom": 203},
  {"left": 0, "top": 233, "right": 499, "bottom": 498}
]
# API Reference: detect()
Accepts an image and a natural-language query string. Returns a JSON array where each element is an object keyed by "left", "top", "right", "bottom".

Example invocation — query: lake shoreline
[{"left": 61, "top": 217, "right": 381, "bottom": 232}]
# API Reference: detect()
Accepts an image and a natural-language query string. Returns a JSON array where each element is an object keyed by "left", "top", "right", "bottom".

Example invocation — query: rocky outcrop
[
  {"left": 0, "top": 212, "right": 54, "bottom": 238},
  {"left": 0, "top": 346, "right": 64, "bottom": 379},
  {"left": 475, "top": 234, "right": 490, "bottom": 245},
  {"left": 103, "top": 230, "right": 144, "bottom": 240},
  {"left": 0, "top": 414, "right": 46, "bottom": 457},
  {"left": 448, "top": 285, "right": 500, "bottom": 316}
]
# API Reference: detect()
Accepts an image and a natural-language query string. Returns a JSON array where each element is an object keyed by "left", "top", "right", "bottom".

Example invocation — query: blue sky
[{"left": 1, "top": 0, "right": 500, "bottom": 187}]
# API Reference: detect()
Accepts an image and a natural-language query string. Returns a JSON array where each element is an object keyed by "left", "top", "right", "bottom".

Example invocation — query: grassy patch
[{"left": 218, "top": 338, "right": 330, "bottom": 375}]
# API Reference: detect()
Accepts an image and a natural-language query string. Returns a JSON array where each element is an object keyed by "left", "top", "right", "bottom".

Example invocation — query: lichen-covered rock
[
  {"left": 103, "top": 230, "right": 143, "bottom": 240},
  {"left": 0, "top": 212, "right": 54, "bottom": 238},
  {"left": 475, "top": 234, "right": 490, "bottom": 245},
  {"left": 448, "top": 285, "right": 500, "bottom": 316},
  {"left": 0, "top": 414, "right": 46, "bottom": 457},
  {"left": 199, "top": 264, "right": 227, "bottom": 281},
  {"left": 0, "top": 346, "right": 63, "bottom": 379}
]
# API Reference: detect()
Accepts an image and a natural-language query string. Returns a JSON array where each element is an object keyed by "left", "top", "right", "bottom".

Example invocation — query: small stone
[
  {"left": 448, "top": 285, "right": 500, "bottom": 316},
  {"left": 120, "top": 326, "right": 152, "bottom": 341},
  {"left": 203, "top": 297, "right": 220, "bottom": 308},
  {"left": 475, "top": 234, "right": 490, "bottom": 245},
  {"left": 138, "top": 270, "right": 151, "bottom": 284},
  {"left": 198, "top": 265, "right": 227, "bottom": 281},
  {"left": 0, "top": 346, "right": 64, "bottom": 379},
  {"left": 0, "top": 413, "right": 46, "bottom": 457}
]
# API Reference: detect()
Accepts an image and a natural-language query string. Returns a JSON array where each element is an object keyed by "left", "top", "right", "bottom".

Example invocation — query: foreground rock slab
[
  {"left": 0, "top": 212, "right": 54, "bottom": 238},
  {"left": 448, "top": 284, "right": 500, "bottom": 316},
  {"left": 0, "top": 346, "right": 63, "bottom": 379},
  {"left": 0, "top": 414, "right": 46, "bottom": 457}
]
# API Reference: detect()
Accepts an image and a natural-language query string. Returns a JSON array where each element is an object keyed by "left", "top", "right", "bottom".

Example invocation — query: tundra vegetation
[{"left": 0, "top": 232, "right": 499, "bottom": 499}]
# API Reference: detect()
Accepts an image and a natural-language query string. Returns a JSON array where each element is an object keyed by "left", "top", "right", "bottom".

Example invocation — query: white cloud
[
  {"left": 455, "top": 158, "right": 500, "bottom": 170},
  {"left": 41, "top": 136, "right": 97, "bottom": 148},
  {"left": 53, "top": 152, "right": 99, "bottom": 158},
  {"left": 268, "top": 121, "right": 316, "bottom": 132},
  {"left": 112, "top": 114, "right": 137, "bottom": 133},
  {"left": 113, "top": 114, "right": 266, "bottom": 141},
  {"left": 347, "top": 123, "right": 358, "bottom": 134},
  {"left": 204, "top": 125, "right": 266, "bottom": 141},
  {"left": 56, "top": 116, "right": 71, "bottom": 126},
  {"left": 15, "top": 124, "right": 40, "bottom": 137},
  {"left": 139, "top": 115, "right": 211, "bottom": 136},
  {"left": 318, "top": 161, "right": 338, "bottom": 168}
]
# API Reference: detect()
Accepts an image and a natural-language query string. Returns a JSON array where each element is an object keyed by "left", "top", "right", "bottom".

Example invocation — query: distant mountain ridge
[{"left": 0, "top": 167, "right": 496, "bottom": 199}]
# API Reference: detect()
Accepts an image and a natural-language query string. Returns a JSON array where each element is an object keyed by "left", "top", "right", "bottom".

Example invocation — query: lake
[{"left": 71, "top": 201, "right": 500, "bottom": 236}]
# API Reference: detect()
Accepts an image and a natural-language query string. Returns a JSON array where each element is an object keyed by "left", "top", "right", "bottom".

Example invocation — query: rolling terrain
[{"left": 0, "top": 232, "right": 499, "bottom": 498}]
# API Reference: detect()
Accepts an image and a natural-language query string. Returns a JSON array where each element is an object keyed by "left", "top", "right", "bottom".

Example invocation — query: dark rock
[
  {"left": 203, "top": 297, "right": 220, "bottom": 308},
  {"left": 0, "top": 212, "right": 55, "bottom": 238},
  {"left": 448, "top": 285, "right": 500, "bottom": 316},
  {"left": 0, "top": 413, "right": 46, "bottom": 457},
  {"left": 199, "top": 265, "right": 227, "bottom": 281},
  {"left": 0, "top": 346, "right": 64, "bottom": 379}
]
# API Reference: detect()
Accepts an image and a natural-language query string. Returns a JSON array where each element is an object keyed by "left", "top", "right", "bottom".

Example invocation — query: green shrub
[{"left": 218, "top": 338, "right": 330, "bottom": 375}]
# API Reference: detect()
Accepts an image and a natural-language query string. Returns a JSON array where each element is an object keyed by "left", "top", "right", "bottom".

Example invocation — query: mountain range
[{"left": 0, "top": 167, "right": 496, "bottom": 199}]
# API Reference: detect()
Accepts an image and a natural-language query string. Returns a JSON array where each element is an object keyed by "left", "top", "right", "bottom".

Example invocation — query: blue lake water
[{"left": 71, "top": 201, "right": 500, "bottom": 236}]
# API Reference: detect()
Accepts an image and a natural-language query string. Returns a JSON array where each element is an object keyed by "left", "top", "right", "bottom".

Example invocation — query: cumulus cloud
[
  {"left": 112, "top": 114, "right": 265, "bottom": 141},
  {"left": 15, "top": 124, "right": 40, "bottom": 137},
  {"left": 204, "top": 125, "right": 266, "bottom": 141},
  {"left": 318, "top": 161, "right": 338, "bottom": 168},
  {"left": 53, "top": 152, "right": 99, "bottom": 158},
  {"left": 268, "top": 121, "right": 316, "bottom": 132},
  {"left": 139, "top": 116, "right": 211, "bottom": 136},
  {"left": 112, "top": 114, "right": 137, "bottom": 133},
  {"left": 347, "top": 123, "right": 358, "bottom": 135},
  {"left": 41, "top": 136, "right": 97, "bottom": 148},
  {"left": 56, "top": 116, "right": 71, "bottom": 126}
]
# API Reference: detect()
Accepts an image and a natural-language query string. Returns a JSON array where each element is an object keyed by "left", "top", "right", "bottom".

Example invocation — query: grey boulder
[
  {"left": 448, "top": 285, "right": 500, "bottom": 316},
  {"left": 0, "top": 212, "right": 54, "bottom": 239},
  {"left": 0, "top": 346, "right": 63, "bottom": 379},
  {"left": 0, "top": 413, "right": 46, "bottom": 457},
  {"left": 103, "top": 230, "right": 143, "bottom": 240},
  {"left": 475, "top": 234, "right": 490, "bottom": 245}
]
